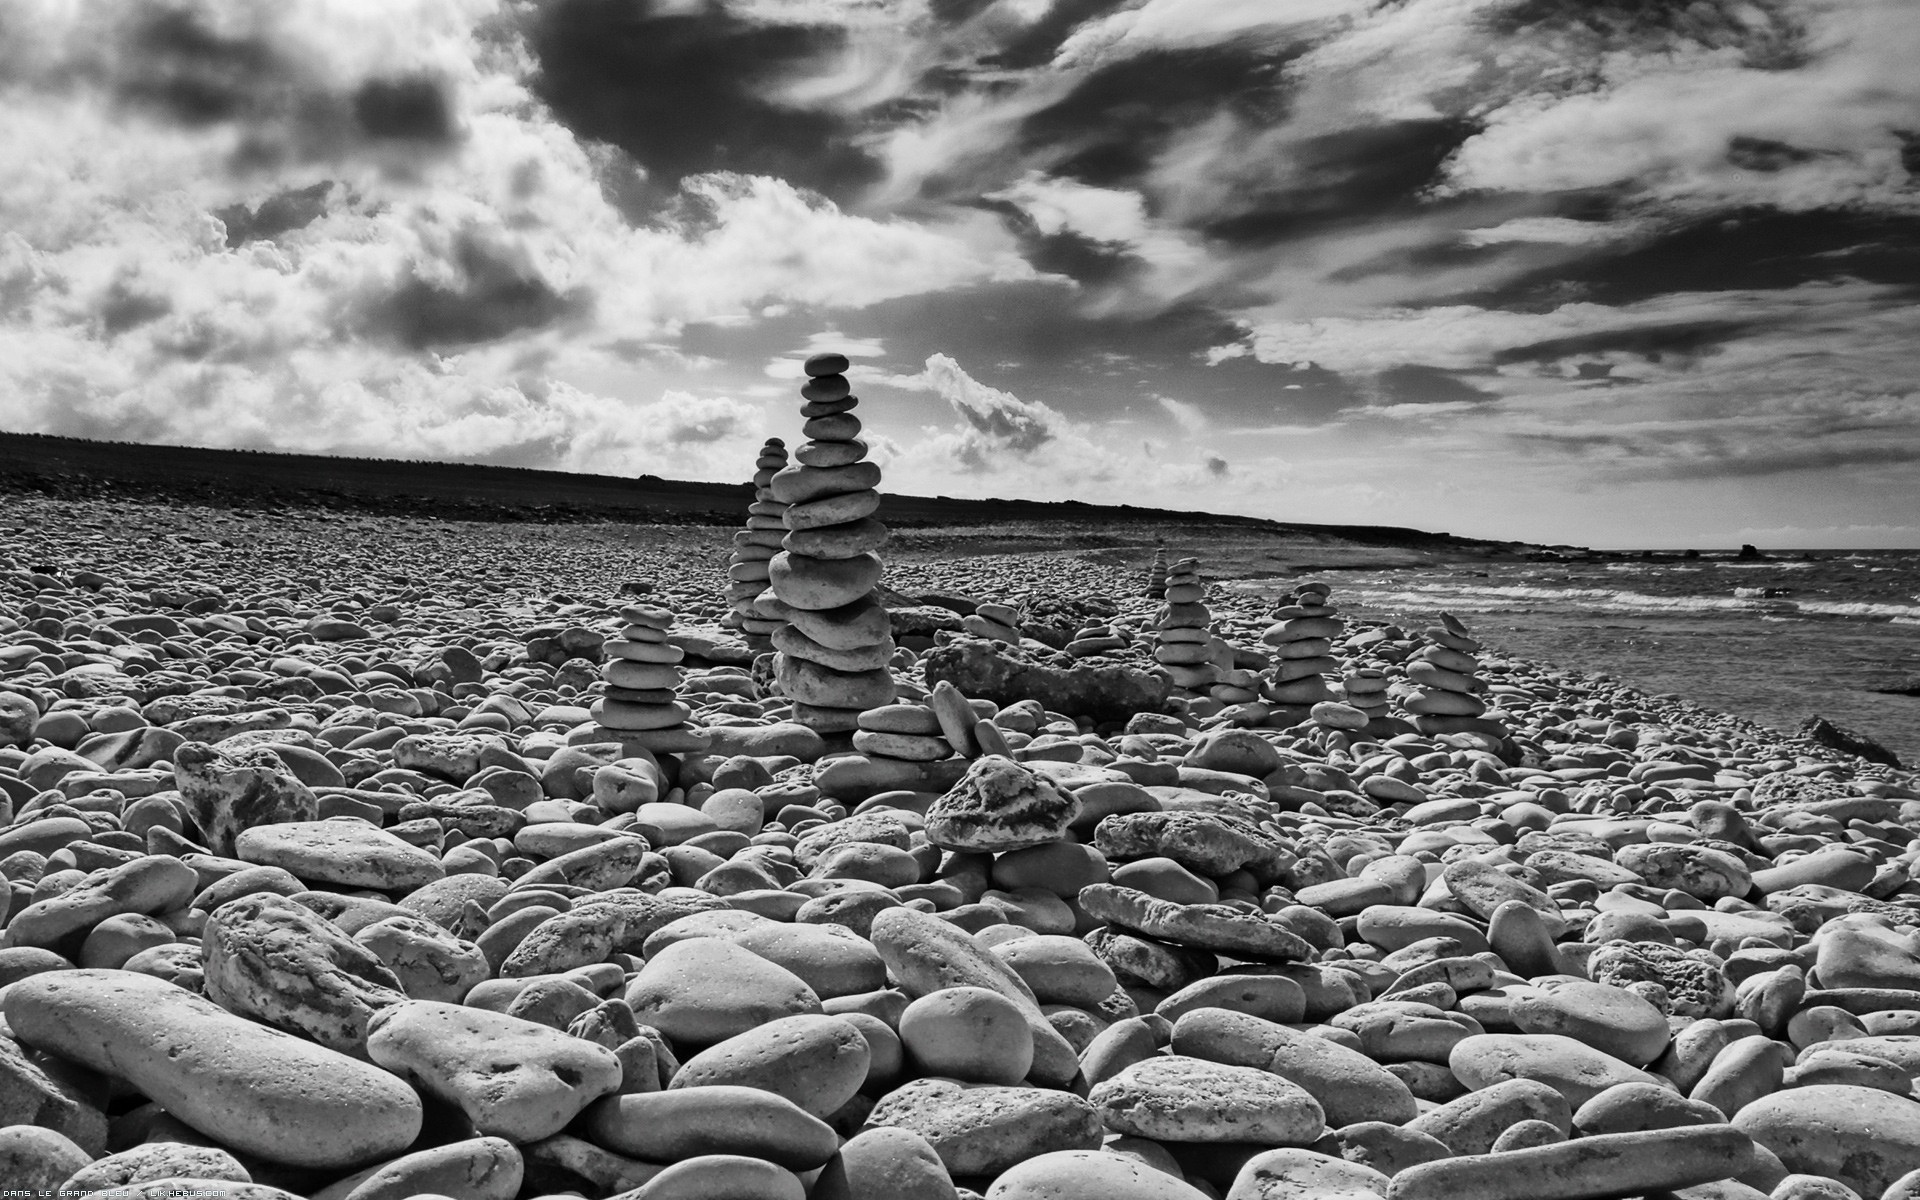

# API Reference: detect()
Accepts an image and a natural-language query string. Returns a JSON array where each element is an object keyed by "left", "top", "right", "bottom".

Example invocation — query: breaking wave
[{"left": 1350, "top": 582, "right": 1920, "bottom": 622}]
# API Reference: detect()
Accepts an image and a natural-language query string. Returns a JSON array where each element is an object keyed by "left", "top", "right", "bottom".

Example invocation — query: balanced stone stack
[
  {"left": 853, "top": 701, "right": 962, "bottom": 773},
  {"left": 1258, "top": 581, "right": 1340, "bottom": 724},
  {"left": 723, "top": 445, "right": 788, "bottom": 644},
  {"left": 1341, "top": 666, "right": 1392, "bottom": 724},
  {"left": 1209, "top": 663, "right": 1262, "bottom": 707},
  {"left": 812, "top": 681, "right": 992, "bottom": 800},
  {"left": 1403, "top": 610, "right": 1507, "bottom": 739},
  {"left": 1152, "top": 557, "right": 1217, "bottom": 694},
  {"left": 765, "top": 352, "right": 897, "bottom": 733},
  {"left": 1065, "top": 620, "right": 1130, "bottom": 659},
  {"left": 1145, "top": 545, "right": 1168, "bottom": 599},
  {"left": 587, "top": 602, "right": 709, "bottom": 754},
  {"left": 962, "top": 601, "right": 1022, "bottom": 644},
  {"left": 724, "top": 438, "right": 791, "bottom": 644}
]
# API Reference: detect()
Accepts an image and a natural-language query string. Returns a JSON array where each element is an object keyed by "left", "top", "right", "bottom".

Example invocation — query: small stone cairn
[
  {"left": 1145, "top": 544, "right": 1168, "bottom": 599},
  {"left": 1065, "top": 620, "right": 1129, "bottom": 660},
  {"left": 587, "top": 601, "right": 709, "bottom": 754},
  {"left": 962, "top": 601, "right": 1022, "bottom": 644},
  {"left": 1209, "top": 666, "right": 1263, "bottom": 708},
  {"left": 724, "top": 437, "right": 790, "bottom": 645},
  {"left": 1341, "top": 665, "right": 1392, "bottom": 724},
  {"left": 854, "top": 699, "right": 962, "bottom": 766},
  {"left": 1402, "top": 609, "right": 1506, "bottom": 738},
  {"left": 1258, "top": 580, "right": 1340, "bottom": 722},
  {"left": 1152, "top": 557, "right": 1217, "bottom": 693},
  {"left": 765, "top": 352, "right": 897, "bottom": 733}
]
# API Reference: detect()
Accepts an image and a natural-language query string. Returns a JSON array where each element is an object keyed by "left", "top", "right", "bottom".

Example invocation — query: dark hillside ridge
[{"left": 0, "top": 430, "right": 1562, "bottom": 556}]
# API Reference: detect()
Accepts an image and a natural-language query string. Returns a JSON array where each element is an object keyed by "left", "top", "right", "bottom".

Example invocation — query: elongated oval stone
[{"left": 3, "top": 970, "right": 420, "bottom": 1169}]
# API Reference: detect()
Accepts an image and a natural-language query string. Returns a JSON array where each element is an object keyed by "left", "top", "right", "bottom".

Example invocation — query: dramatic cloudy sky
[{"left": 2, "top": 0, "right": 1915, "bottom": 547}]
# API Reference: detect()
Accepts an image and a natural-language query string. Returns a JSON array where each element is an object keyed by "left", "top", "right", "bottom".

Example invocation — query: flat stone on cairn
[
  {"left": 1402, "top": 610, "right": 1509, "bottom": 739},
  {"left": 766, "top": 352, "right": 897, "bottom": 732},
  {"left": 1154, "top": 558, "right": 1220, "bottom": 694},
  {"left": 1145, "top": 544, "right": 1168, "bottom": 599},
  {"left": 586, "top": 602, "right": 709, "bottom": 754},
  {"left": 1258, "top": 580, "right": 1340, "bottom": 724},
  {"left": 726, "top": 437, "right": 790, "bottom": 644}
]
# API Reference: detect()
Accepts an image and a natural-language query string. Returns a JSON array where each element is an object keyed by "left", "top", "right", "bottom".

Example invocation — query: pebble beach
[{"left": 2, "top": 360, "right": 1919, "bottom": 1200}]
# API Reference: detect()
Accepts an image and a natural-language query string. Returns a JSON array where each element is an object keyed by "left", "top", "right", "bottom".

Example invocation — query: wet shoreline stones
[{"left": 0, "top": 368, "right": 1917, "bottom": 1199}]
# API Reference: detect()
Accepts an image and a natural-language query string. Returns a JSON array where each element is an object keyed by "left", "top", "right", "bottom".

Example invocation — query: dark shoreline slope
[{"left": 0, "top": 431, "right": 1569, "bottom": 569}]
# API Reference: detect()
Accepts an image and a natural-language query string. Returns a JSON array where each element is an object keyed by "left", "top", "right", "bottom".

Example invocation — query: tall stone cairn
[
  {"left": 1152, "top": 556, "right": 1219, "bottom": 693},
  {"left": 1145, "top": 544, "right": 1169, "bottom": 599},
  {"left": 724, "top": 437, "right": 789, "bottom": 645},
  {"left": 1259, "top": 579, "right": 1340, "bottom": 718},
  {"left": 765, "top": 352, "right": 898, "bottom": 733}
]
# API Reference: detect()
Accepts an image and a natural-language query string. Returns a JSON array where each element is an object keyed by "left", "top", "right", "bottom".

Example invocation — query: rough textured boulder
[
  {"left": 173, "top": 741, "right": 319, "bottom": 856},
  {"left": 925, "top": 756, "right": 1080, "bottom": 852},
  {"left": 922, "top": 637, "right": 1169, "bottom": 723},
  {"left": 200, "top": 893, "right": 406, "bottom": 1054}
]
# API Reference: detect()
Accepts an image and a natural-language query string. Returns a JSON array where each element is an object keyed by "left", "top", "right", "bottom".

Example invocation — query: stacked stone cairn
[
  {"left": 723, "top": 437, "right": 790, "bottom": 644},
  {"left": 586, "top": 601, "right": 709, "bottom": 755},
  {"left": 1258, "top": 580, "right": 1340, "bottom": 725},
  {"left": 815, "top": 679, "right": 994, "bottom": 799},
  {"left": 764, "top": 352, "right": 897, "bottom": 733},
  {"left": 1065, "top": 619, "right": 1130, "bottom": 659},
  {"left": 1340, "top": 665, "right": 1392, "bottom": 726},
  {"left": 1145, "top": 544, "right": 1168, "bottom": 598},
  {"left": 1151, "top": 557, "right": 1218, "bottom": 694},
  {"left": 1402, "top": 609, "right": 1507, "bottom": 739},
  {"left": 962, "top": 601, "right": 1022, "bottom": 644},
  {"left": 1209, "top": 661, "right": 1262, "bottom": 707},
  {"left": 854, "top": 701, "right": 957, "bottom": 765}
]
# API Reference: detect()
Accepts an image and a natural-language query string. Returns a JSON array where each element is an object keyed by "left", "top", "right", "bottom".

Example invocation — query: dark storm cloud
[
  {"left": 1372, "top": 366, "right": 1498, "bottom": 406},
  {"left": 0, "top": 4, "right": 467, "bottom": 178},
  {"left": 1013, "top": 45, "right": 1294, "bottom": 193},
  {"left": 353, "top": 77, "right": 457, "bottom": 143},
  {"left": 1453, "top": 210, "right": 1920, "bottom": 313},
  {"left": 1485, "top": 0, "right": 1811, "bottom": 69},
  {"left": 97, "top": 281, "right": 173, "bottom": 337},
  {"left": 976, "top": 198, "right": 1142, "bottom": 286},
  {"left": 359, "top": 232, "right": 590, "bottom": 350},
  {"left": 1489, "top": 320, "right": 1754, "bottom": 367},
  {"left": 0, "top": 3, "right": 468, "bottom": 179},
  {"left": 1516, "top": 430, "right": 1920, "bottom": 480},
  {"left": 1725, "top": 135, "right": 1828, "bottom": 172},
  {"left": 974, "top": 0, "right": 1131, "bottom": 69},
  {"left": 523, "top": 0, "right": 881, "bottom": 206},
  {"left": 1199, "top": 119, "right": 1483, "bottom": 246},
  {"left": 216, "top": 181, "right": 334, "bottom": 247},
  {"left": 115, "top": 8, "right": 281, "bottom": 126}
]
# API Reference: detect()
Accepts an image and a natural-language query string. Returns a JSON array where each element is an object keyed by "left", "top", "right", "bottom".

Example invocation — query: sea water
[{"left": 1235, "top": 550, "right": 1920, "bottom": 766}]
